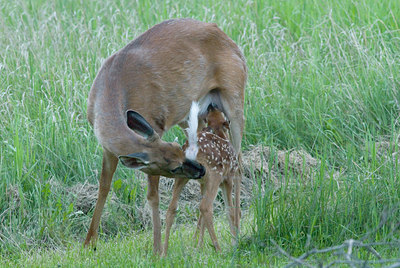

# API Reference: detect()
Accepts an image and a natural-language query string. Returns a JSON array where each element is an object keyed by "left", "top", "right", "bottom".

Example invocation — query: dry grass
[
  {"left": 242, "top": 145, "right": 325, "bottom": 186},
  {"left": 67, "top": 145, "right": 325, "bottom": 230}
]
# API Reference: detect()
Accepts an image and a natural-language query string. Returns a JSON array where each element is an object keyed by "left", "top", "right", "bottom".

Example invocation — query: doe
[{"left": 84, "top": 18, "right": 246, "bottom": 254}]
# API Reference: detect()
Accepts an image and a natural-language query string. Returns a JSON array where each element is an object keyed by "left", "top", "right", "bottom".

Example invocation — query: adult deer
[{"left": 84, "top": 18, "right": 247, "bottom": 254}]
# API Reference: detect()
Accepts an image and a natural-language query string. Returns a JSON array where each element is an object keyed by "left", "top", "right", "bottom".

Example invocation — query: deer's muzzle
[{"left": 182, "top": 159, "right": 205, "bottom": 179}]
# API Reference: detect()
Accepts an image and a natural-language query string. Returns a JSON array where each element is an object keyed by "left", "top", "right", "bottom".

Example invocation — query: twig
[
  {"left": 270, "top": 239, "right": 313, "bottom": 268},
  {"left": 274, "top": 238, "right": 400, "bottom": 268},
  {"left": 326, "top": 259, "right": 400, "bottom": 267}
]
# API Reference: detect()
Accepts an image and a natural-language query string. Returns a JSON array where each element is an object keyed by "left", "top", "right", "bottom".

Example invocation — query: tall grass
[
  {"left": 1, "top": 0, "right": 399, "bottom": 264},
  {"left": 251, "top": 136, "right": 400, "bottom": 255}
]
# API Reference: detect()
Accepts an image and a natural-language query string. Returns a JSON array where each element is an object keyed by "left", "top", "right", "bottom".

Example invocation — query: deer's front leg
[
  {"left": 147, "top": 175, "right": 161, "bottom": 255},
  {"left": 84, "top": 148, "right": 118, "bottom": 248}
]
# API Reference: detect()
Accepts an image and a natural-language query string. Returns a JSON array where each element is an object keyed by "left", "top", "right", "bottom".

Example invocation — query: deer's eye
[{"left": 171, "top": 166, "right": 182, "bottom": 174}]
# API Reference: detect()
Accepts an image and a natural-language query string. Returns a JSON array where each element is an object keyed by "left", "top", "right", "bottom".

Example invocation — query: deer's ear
[
  {"left": 119, "top": 153, "right": 149, "bottom": 169},
  {"left": 126, "top": 110, "right": 155, "bottom": 139}
]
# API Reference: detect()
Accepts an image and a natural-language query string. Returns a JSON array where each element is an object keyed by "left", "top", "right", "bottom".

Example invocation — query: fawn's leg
[
  {"left": 221, "top": 179, "right": 237, "bottom": 243},
  {"left": 163, "top": 178, "right": 189, "bottom": 256},
  {"left": 194, "top": 183, "right": 205, "bottom": 240},
  {"left": 199, "top": 173, "right": 222, "bottom": 251}
]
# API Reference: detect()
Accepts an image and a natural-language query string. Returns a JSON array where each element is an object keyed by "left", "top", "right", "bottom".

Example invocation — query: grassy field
[{"left": 1, "top": 0, "right": 400, "bottom": 266}]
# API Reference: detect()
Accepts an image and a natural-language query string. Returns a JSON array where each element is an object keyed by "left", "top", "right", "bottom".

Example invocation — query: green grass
[
  {"left": 2, "top": 217, "right": 287, "bottom": 267},
  {"left": 1, "top": 0, "right": 400, "bottom": 266}
]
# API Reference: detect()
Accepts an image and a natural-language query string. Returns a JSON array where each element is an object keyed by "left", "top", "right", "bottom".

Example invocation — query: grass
[
  {"left": 1, "top": 0, "right": 400, "bottom": 266},
  {"left": 2, "top": 217, "right": 287, "bottom": 267}
]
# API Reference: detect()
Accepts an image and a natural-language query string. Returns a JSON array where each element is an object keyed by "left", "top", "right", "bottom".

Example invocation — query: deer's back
[{"left": 88, "top": 18, "right": 246, "bottom": 135}]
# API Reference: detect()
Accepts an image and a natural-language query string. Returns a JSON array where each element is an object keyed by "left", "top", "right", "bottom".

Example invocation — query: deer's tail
[{"left": 185, "top": 101, "right": 200, "bottom": 160}]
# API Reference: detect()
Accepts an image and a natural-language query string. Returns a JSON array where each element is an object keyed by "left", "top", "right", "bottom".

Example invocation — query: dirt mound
[
  {"left": 375, "top": 136, "right": 400, "bottom": 164},
  {"left": 5, "top": 184, "right": 22, "bottom": 211},
  {"left": 242, "top": 145, "right": 320, "bottom": 187},
  {"left": 69, "top": 181, "right": 118, "bottom": 215}
]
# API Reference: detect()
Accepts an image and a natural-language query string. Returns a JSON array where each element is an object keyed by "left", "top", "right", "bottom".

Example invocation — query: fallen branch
[{"left": 272, "top": 238, "right": 400, "bottom": 268}]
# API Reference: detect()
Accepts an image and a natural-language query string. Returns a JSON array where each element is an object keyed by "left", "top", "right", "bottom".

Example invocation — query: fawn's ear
[
  {"left": 223, "top": 121, "right": 230, "bottom": 130},
  {"left": 119, "top": 153, "right": 149, "bottom": 169},
  {"left": 126, "top": 110, "right": 157, "bottom": 140},
  {"left": 207, "top": 103, "right": 218, "bottom": 112}
]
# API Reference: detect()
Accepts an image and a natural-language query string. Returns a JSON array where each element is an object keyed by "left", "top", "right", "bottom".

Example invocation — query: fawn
[{"left": 163, "top": 102, "right": 241, "bottom": 254}]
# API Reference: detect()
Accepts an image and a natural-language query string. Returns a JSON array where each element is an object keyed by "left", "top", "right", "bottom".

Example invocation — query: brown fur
[
  {"left": 202, "top": 108, "right": 230, "bottom": 140},
  {"left": 163, "top": 109, "right": 240, "bottom": 254},
  {"left": 84, "top": 18, "right": 246, "bottom": 254}
]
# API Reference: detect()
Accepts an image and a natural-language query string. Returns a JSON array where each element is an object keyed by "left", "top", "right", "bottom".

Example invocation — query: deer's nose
[{"left": 183, "top": 159, "right": 205, "bottom": 179}]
